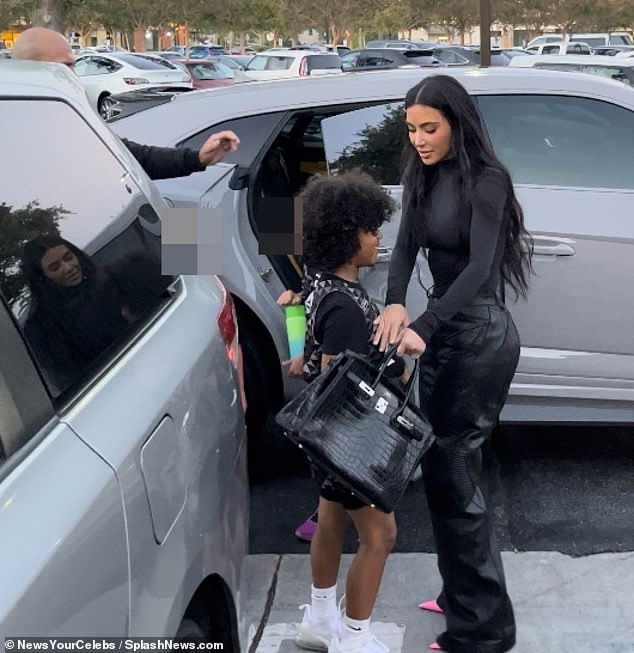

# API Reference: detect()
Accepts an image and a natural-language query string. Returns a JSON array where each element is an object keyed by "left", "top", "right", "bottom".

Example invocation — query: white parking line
[{"left": 255, "top": 621, "right": 406, "bottom": 652}]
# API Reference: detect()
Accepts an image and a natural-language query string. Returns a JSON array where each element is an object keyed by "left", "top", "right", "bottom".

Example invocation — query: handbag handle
[{"left": 372, "top": 343, "right": 420, "bottom": 414}]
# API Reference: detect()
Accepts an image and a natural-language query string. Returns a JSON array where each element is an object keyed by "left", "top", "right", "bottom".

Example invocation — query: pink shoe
[
  {"left": 429, "top": 643, "right": 443, "bottom": 651},
  {"left": 418, "top": 600, "right": 444, "bottom": 614},
  {"left": 295, "top": 509, "right": 318, "bottom": 541}
]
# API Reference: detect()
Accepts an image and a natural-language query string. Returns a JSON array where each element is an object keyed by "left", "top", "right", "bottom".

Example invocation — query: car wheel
[{"left": 98, "top": 94, "right": 113, "bottom": 120}]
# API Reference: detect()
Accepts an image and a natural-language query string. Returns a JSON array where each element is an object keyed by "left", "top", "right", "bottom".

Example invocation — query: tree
[
  {"left": 332, "top": 104, "right": 406, "bottom": 185},
  {"left": 0, "top": 202, "right": 68, "bottom": 306}
]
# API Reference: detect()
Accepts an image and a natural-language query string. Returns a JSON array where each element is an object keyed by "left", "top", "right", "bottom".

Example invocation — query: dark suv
[{"left": 343, "top": 48, "right": 443, "bottom": 71}]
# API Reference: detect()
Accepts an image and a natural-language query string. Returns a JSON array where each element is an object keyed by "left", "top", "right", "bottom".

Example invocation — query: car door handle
[
  {"left": 533, "top": 240, "right": 576, "bottom": 256},
  {"left": 376, "top": 246, "right": 392, "bottom": 263}
]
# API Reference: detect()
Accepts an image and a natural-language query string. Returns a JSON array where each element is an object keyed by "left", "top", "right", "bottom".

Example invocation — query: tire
[{"left": 97, "top": 94, "right": 113, "bottom": 120}]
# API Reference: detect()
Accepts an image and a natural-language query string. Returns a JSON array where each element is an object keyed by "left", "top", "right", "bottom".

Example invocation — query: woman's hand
[
  {"left": 396, "top": 328, "right": 426, "bottom": 359},
  {"left": 373, "top": 304, "right": 409, "bottom": 352}
]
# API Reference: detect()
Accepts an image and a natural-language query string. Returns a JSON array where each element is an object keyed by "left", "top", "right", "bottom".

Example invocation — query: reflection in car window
[
  {"left": 0, "top": 99, "right": 173, "bottom": 399},
  {"left": 322, "top": 103, "right": 405, "bottom": 185},
  {"left": 477, "top": 94, "right": 634, "bottom": 189}
]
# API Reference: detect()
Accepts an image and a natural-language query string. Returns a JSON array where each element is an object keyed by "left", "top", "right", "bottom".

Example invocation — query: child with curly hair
[{"left": 294, "top": 170, "right": 402, "bottom": 653}]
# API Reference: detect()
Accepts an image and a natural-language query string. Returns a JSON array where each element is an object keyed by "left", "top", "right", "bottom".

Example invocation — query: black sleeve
[
  {"left": 314, "top": 293, "right": 370, "bottom": 356},
  {"left": 122, "top": 139, "right": 205, "bottom": 180},
  {"left": 384, "top": 190, "right": 420, "bottom": 306},
  {"left": 410, "top": 174, "right": 507, "bottom": 342}
]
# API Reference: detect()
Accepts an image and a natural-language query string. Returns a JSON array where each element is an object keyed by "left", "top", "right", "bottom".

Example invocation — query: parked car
[
  {"left": 432, "top": 45, "right": 515, "bottom": 65},
  {"left": 101, "top": 86, "right": 194, "bottom": 121},
  {"left": 243, "top": 50, "right": 342, "bottom": 79},
  {"left": 189, "top": 44, "right": 227, "bottom": 58},
  {"left": 345, "top": 48, "right": 443, "bottom": 70},
  {"left": 0, "top": 61, "right": 248, "bottom": 644},
  {"left": 179, "top": 59, "right": 237, "bottom": 88},
  {"left": 592, "top": 45, "right": 634, "bottom": 56},
  {"left": 111, "top": 67, "right": 634, "bottom": 439},
  {"left": 509, "top": 53, "right": 634, "bottom": 86},
  {"left": 74, "top": 51, "right": 192, "bottom": 115},
  {"left": 340, "top": 50, "right": 362, "bottom": 71},
  {"left": 525, "top": 34, "right": 566, "bottom": 49},
  {"left": 569, "top": 32, "right": 633, "bottom": 48},
  {"left": 366, "top": 39, "right": 437, "bottom": 49},
  {"left": 525, "top": 41, "right": 592, "bottom": 55}
]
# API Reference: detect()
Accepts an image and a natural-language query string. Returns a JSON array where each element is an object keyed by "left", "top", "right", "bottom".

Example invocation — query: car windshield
[{"left": 187, "top": 62, "right": 234, "bottom": 80}]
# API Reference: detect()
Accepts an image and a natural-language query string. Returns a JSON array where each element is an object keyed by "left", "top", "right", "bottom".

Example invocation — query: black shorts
[{"left": 312, "top": 465, "right": 366, "bottom": 511}]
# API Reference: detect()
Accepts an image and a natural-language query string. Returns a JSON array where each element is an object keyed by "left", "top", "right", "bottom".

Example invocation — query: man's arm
[{"left": 122, "top": 130, "right": 239, "bottom": 181}]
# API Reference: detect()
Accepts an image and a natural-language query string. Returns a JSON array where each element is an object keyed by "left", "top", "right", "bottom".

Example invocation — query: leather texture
[
  {"left": 276, "top": 347, "right": 435, "bottom": 513},
  {"left": 419, "top": 296, "right": 519, "bottom": 653}
]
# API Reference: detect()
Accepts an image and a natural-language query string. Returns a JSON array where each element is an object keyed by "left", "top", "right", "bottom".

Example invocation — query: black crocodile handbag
[{"left": 275, "top": 345, "right": 435, "bottom": 513}]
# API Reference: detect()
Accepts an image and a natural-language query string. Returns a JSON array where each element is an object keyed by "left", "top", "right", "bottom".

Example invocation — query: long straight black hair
[{"left": 402, "top": 74, "right": 533, "bottom": 298}]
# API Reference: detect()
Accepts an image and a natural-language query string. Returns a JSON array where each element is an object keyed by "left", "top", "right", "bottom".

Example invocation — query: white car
[
  {"left": 243, "top": 50, "right": 342, "bottom": 80},
  {"left": 509, "top": 53, "right": 634, "bottom": 86},
  {"left": 525, "top": 41, "right": 592, "bottom": 55},
  {"left": 74, "top": 52, "right": 192, "bottom": 115}
]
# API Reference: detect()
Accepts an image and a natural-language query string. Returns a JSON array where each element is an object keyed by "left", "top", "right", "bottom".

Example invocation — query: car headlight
[{"left": 123, "top": 77, "right": 150, "bottom": 85}]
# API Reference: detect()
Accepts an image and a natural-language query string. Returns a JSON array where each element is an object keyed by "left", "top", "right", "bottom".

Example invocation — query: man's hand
[{"left": 198, "top": 130, "right": 240, "bottom": 166}]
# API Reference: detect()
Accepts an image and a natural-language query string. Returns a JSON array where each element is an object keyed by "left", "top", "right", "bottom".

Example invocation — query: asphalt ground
[{"left": 249, "top": 422, "right": 634, "bottom": 556}]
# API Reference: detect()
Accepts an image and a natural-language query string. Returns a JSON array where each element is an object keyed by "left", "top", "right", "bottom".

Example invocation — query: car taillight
[
  {"left": 217, "top": 286, "right": 247, "bottom": 412},
  {"left": 299, "top": 56, "right": 308, "bottom": 76}
]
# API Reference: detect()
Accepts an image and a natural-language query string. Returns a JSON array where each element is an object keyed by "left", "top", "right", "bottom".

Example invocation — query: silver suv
[
  {"left": 111, "top": 67, "right": 634, "bottom": 442},
  {"left": 0, "top": 61, "right": 248, "bottom": 645}
]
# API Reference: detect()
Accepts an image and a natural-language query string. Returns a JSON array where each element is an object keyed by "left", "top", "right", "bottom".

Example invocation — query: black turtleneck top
[{"left": 385, "top": 159, "right": 508, "bottom": 342}]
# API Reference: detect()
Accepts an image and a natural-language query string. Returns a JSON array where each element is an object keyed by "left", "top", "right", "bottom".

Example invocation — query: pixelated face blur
[
  {"left": 353, "top": 227, "right": 383, "bottom": 268},
  {"left": 406, "top": 104, "right": 453, "bottom": 166},
  {"left": 40, "top": 245, "right": 83, "bottom": 287}
]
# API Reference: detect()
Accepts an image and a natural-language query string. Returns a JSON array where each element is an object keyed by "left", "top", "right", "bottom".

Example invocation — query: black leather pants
[{"left": 418, "top": 296, "right": 519, "bottom": 653}]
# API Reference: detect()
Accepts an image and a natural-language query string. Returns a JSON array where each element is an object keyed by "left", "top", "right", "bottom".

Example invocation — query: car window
[
  {"left": 266, "top": 56, "right": 294, "bottom": 71},
  {"left": 245, "top": 55, "right": 268, "bottom": 71},
  {"left": 0, "top": 98, "right": 174, "bottom": 400},
  {"left": 542, "top": 45, "right": 561, "bottom": 54},
  {"left": 126, "top": 54, "right": 178, "bottom": 69},
  {"left": 188, "top": 62, "right": 233, "bottom": 79},
  {"left": 0, "top": 299, "right": 53, "bottom": 467},
  {"left": 75, "top": 56, "right": 121, "bottom": 75},
  {"left": 566, "top": 43, "right": 590, "bottom": 54},
  {"left": 307, "top": 55, "right": 342, "bottom": 71},
  {"left": 179, "top": 112, "right": 286, "bottom": 167},
  {"left": 477, "top": 94, "right": 634, "bottom": 189},
  {"left": 321, "top": 102, "right": 405, "bottom": 184},
  {"left": 580, "top": 64, "right": 633, "bottom": 85},
  {"left": 434, "top": 49, "right": 468, "bottom": 64}
]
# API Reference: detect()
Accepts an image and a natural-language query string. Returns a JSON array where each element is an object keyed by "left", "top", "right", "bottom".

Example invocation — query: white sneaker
[
  {"left": 329, "top": 633, "right": 390, "bottom": 653},
  {"left": 295, "top": 604, "right": 340, "bottom": 651}
]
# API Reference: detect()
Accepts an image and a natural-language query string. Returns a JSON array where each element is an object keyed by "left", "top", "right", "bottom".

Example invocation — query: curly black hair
[{"left": 300, "top": 170, "right": 395, "bottom": 272}]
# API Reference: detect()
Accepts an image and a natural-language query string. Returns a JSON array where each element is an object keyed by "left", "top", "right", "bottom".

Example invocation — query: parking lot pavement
[{"left": 246, "top": 551, "right": 634, "bottom": 653}]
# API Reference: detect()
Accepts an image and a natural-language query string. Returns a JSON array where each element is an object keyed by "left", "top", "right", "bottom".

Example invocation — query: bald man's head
[{"left": 13, "top": 27, "right": 75, "bottom": 66}]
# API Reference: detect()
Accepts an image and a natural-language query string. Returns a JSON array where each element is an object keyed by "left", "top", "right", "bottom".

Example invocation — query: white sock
[
  {"left": 311, "top": 583, "right": 337, "bottom": 621},
  {"left": 341, "top": 614, "right": 371, "bottom": 648}
]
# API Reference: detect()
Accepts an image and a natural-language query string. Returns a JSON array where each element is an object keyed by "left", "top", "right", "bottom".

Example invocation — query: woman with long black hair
[{"left": 374, "top": 75, "right": 533, "bottom": 653}]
